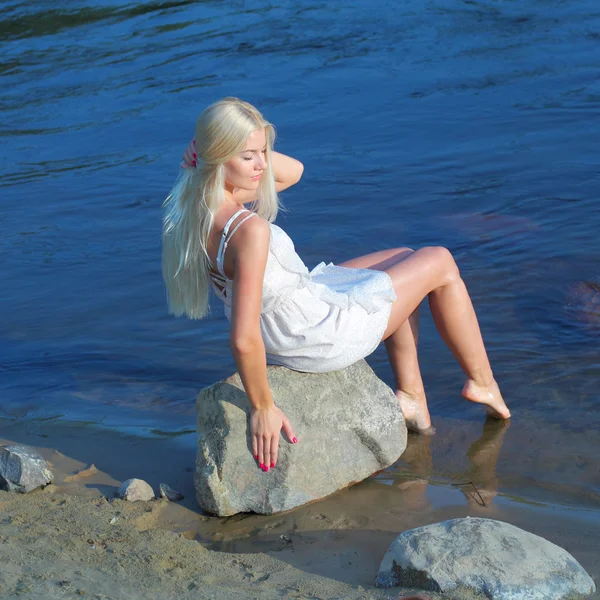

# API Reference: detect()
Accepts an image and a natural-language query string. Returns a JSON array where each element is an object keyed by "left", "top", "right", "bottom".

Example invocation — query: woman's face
[{"left": 224, "top": 127, "right": 268, "bottom": 193}]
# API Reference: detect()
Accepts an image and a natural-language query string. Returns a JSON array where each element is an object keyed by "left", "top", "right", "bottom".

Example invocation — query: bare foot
[
  {"left": 461, "top": 379, "right": 511, "bottom": 419},
  {"left": 395, "top": 390, "right": 436, "bottom": 435}
]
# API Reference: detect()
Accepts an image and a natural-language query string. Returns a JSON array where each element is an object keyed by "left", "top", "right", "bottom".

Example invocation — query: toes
[{"left": 485, "top": 406, "right": 511, "bottom": 420}]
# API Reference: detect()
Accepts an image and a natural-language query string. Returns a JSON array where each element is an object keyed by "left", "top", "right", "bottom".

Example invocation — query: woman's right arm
[{"left": 229, "top": 218, "right": 296, "bottom": 472}]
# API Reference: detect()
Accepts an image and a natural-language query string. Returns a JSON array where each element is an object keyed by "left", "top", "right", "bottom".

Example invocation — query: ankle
[
  {"left": 396, "top": 386, "right": 426, "bottom": 400},
  {"left": 468, "top": 370, "right": 495, "bottom": 388}
]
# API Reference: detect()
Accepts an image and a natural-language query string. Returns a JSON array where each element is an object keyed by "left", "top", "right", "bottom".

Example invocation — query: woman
[{"left": 162, "top": 97, "right": 511, "bottom": 473}]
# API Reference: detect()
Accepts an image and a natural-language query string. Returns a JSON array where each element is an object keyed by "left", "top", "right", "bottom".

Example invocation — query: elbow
[
  {"left": 293, "top": 160, "right": 304, "bottom": 184},
  {"left": 230, "top": 333, "right": 263, "bottom": 355},
  {"left": 274, "top": 158, "right": 304, "bottom": 191}
]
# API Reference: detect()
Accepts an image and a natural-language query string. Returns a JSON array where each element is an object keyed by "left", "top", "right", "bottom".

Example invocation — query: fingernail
[
  {"left": 254, "top": 455, "right": 258, "bottom": 461},
  {"left": 292, "top": 437, "right": 297, "bottom": 444},
  {"left": 193, "top": 153, "right": 197, "bottom": 158},
  {"left": 259, "top": 463, "right": 264, "bottom": 469},
  {"left": 264, "top": 466, "right": 269, "bottom": 472},
  {"left": 270, "top": 462, "right": 275, "bottom": 468}
]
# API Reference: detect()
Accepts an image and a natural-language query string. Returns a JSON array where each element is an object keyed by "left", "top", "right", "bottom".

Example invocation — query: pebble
[{"left": 159, "top": 483, "right": 184, "bottom": 502}]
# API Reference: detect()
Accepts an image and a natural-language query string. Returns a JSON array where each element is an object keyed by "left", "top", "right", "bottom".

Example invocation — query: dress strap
[
  {"left": 215, "top": 209, "right": 257, "bottom": 278},
  {"left": 227, "top": 213, "right": 256, "bottom": 242},
  {"left": 223, "top": 208, "right": 249, "bottom": 239}
]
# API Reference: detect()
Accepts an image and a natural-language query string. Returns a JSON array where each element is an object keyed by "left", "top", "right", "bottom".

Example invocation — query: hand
[{"left": 250, "top": 405, "right": 297, "bottom": 472}]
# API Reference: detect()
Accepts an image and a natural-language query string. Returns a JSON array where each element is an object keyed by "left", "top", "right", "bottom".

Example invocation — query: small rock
[
  {"left": 376, "top": 517, "right": 596, "bottom": 599},
  {"left": 0, "top": 444, "right": 53, "bottom": 493},
  {"left": 159, "top": 483, "right": 184, "bottom": 502},
  {"left": 117, "top": 478, "right": 154, "bottom": 502}
]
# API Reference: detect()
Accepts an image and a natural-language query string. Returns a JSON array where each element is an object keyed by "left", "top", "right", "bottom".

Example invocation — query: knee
[{"left": 425, "top": 246, "right": 460, "bottom": 285}]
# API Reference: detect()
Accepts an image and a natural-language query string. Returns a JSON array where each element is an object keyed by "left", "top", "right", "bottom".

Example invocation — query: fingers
[
  {"left": 281, "top": 414, "right": 298, "bottom": 445},
  {"left": 252, "top": 435, "right": 258, "bottom": 463},
  {"left": 256, "top": 435, "right": 271, "bottom": 472},
  {"left": 255, "top": 435, "right": 277, "bottom": 472},
  {"left": 256, "top": 435, "right": 264, "bottom": 471},
  {"left": 181, "top": 139, "right": 198, "bottom": 168},
  {"left": 270, "top": 435, "right": 278, "bottom": 468},
  {"left": 263, "top": 437, "right": 271, "bottom": 472}
]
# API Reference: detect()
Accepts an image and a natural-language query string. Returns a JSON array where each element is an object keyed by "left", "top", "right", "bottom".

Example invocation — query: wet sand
[{"left": 0, "top": 416, "right": 598, "bottom": 599}]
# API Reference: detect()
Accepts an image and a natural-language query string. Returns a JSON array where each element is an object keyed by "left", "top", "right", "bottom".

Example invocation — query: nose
[{"left": 257, "top": 153, "right": 267, "bottom": 170}]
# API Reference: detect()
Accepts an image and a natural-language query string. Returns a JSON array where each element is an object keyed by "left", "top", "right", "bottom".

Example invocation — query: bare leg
[
  {"left": 381, "top": 247, "right": 510, "bottom": 421},
  {"left": 385, "top": 307, "right": 435, "bottom": 433},
  {"left": 339, "top": 248, "right": 434, "bottom": 431},
  {"left": 427, "top": 273, "right": 510, "bottom": 418}
]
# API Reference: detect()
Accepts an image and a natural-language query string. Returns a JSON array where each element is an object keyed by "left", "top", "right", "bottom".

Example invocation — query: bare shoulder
[
  {"left": 229, "top": 214, "right": 271, "bottom": 265},
  {"left": 232, "top": 214, "right": 270, "bottom": 245}
]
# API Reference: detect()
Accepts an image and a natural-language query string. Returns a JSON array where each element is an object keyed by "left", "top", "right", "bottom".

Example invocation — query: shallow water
[{"left": 1, "top": 0, "right": 599, "bottom": 509}]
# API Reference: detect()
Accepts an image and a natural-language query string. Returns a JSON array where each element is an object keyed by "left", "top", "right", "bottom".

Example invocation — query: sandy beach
[{"left": 0, "top": 415, "right": 598, "bottom": 599}]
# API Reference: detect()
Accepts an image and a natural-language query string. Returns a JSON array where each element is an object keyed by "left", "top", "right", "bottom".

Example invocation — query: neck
[{"left": 223, "top": 187, "right": 245, "bottom": 209}]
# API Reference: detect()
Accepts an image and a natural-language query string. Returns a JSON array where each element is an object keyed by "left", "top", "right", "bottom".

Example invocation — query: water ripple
[{"left": 0, "top": 0, "right": 599, "bottom": 450}]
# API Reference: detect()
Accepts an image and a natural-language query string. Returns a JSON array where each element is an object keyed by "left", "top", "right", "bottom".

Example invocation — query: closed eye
[{"left": 241, "top": 147, "right": 267, "bottom": 160}]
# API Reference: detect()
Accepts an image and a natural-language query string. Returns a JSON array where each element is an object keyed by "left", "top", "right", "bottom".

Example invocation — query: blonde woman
[{"left": 162, "top": 97, "right": 510, "bottom": 473}]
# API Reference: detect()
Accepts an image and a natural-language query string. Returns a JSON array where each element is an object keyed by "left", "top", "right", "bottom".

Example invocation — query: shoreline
[{"left": 0, "top": 416, "right": 598, "bottom": 599}]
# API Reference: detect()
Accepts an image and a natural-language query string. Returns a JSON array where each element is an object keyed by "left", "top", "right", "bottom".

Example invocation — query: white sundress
[{"left": 209, "top": 208, "right": 397, "bottom": 373}]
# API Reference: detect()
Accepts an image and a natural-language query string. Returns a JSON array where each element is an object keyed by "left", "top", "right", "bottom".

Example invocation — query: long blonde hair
[{"left": 162, "top": 97, "right": 280, "bottom": 319}]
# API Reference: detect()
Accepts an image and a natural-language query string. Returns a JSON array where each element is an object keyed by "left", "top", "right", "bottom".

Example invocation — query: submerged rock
[
  {"left": 195, "top": 359, "right": 406, "bottom": 516},
  {"left": 0, "top": 444, "right": 53, "bottom": 493},
  {"left": 117, "top": 478, "right": 154, "bottom": 502},
  {"left": 376, "top": 517, "right": 596, "bottom": 599}
]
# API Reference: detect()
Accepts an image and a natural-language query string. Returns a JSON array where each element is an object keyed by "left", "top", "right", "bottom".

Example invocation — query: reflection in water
[
  {"left": 395, "top": 433, "right": 433, "bottom": 511},
  {"left": 461, "top": 418, "right": 511, "bottom": 507},
  {"left": 397, "top": 418, "right": 511, "bottom": 509}
]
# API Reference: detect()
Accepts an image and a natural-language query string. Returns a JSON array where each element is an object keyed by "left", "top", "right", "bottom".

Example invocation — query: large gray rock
[
  {"left": 195, "top": 360, "right": 406, "bottom": 516},
  {"left": 0, "top": 444, "right": 53, "bottom": 493},
  {"left": 376, "top": 517, "right": 596, "bottom": 600}
]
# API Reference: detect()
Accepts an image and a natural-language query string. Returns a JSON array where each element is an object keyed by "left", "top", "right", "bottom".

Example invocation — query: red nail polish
[
  {"left": 264, "top": 466, "right": 269, "bottom": 472},
  {"left": 259, "top": 463, "right": 264, "bottom": 469},
  {"left": 254, "top": 455, "right": 258, "bottom": 461},
  {"left": 270, "top": 462, "right": 275, "bottom": 468},
  {"left": 292, "top": 437, "right": 297, "bottom": 444},
  {"left": 193, "top": 153, "right": 197, "bottom": 158}
]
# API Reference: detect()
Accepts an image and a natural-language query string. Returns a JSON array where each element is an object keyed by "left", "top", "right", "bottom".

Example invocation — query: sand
[{"left": 0, "top": 416, "right": 598, "bottom": 599}]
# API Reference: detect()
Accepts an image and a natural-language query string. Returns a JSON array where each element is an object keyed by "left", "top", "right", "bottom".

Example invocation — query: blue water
[{"left": 1, "top": 2, "right": 598, "bottom": 462}]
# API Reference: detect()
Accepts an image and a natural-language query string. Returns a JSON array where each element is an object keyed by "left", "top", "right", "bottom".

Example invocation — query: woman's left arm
[{"left": 271, "top": 151, "right": 304, "bottom": 192}]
